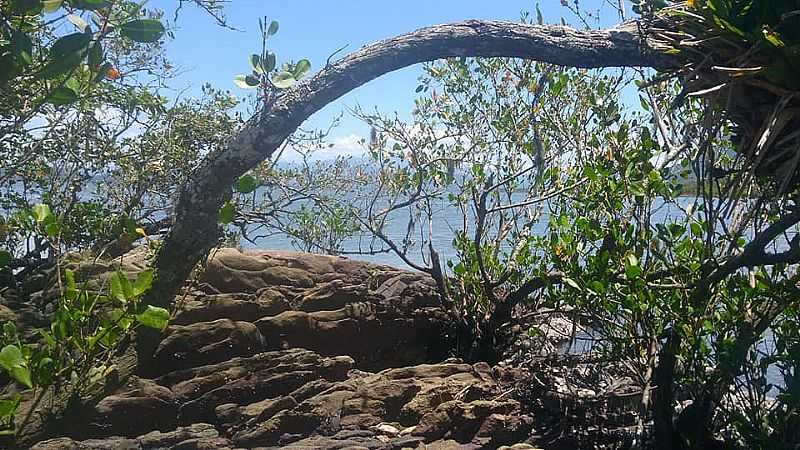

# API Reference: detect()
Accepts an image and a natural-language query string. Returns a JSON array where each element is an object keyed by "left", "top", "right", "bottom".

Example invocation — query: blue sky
[{"left": 149, "top": 0, "right": 630, "bottom": 157}]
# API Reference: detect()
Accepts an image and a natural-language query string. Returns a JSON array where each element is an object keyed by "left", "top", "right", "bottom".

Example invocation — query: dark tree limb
[
  {"left": 139, "top": 19, "right": 671, "bottom": 360},
  {"left": 702, "top": 207, "right": 800, "bottom": 289},
  {"left": 492, "top": 271, "right": 566, "bottom": 329}
]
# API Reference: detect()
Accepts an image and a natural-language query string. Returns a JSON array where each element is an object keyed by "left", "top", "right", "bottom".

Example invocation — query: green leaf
[
  {"left": 135, "top": 305, "right": 170, "bottom": 330},
  {"left": 0, "top": 251, "right": 11, "bottom": 269},
  {"left": 70, "top": 0, "right": 108, "bottom": 10},
  {"left": 0, "top": 396, "right": 20, "bottom": 419},
  {"left": 624, "top": 264, "right": 642, "bottom": 279},
  {"left": 589, "top": 280, "right": 605, "bottom": 294},
  {"left": 763, "top": 27, "right": 785, "bottom": 48},
  {"left": 35, "top": 357, "right": 55, "bottom": 384},
  {"left": 624, "top": 254, "right": 642, "bottom": 279},
  {"left": 64, "top": 268, "right": 76, "bottom": 290},
  {"left": 267, "top": 20, "right": 279, "bottom": 36},
  {"left": 49, "top": 32, "right": 92, "bottom": 58},
  {"left": 43, "top": 220, "right": 60, "bottom": 237},
  {"left": 120, "top": 273, "right": 133, "bottom": 299},
  {"left": 0, "top": 345, "right": 31, "bottom": 389},
  {"left": 12, "top": 0, "right": 42, "bottom": 15},
  {"left": 263, "top": 52, "right": 276, "bottom": 72},
  {"left": 42, "top": 0, "right": 63, "bottom": 12},
  {"left": 293, "top": 59, "right": 311, "bottom": 79},
  {"left": 250, "top": 54, "right": 263, "bottom": 74},
  {"left": 233, "top": 74, "right": 256, "bottom": 89},
  {"left": 30, "top": 204, "right": 51, "bottom": 223},
  {"left": 218, "top": 201, "right": 236, "bottom": 224},
  {"left": 40, "top": 57, "right": 80, "bottom": 79},
  {"left": 120, "top": 19, "right": 165, "bottom": 43},
  {"left": 10, "top": 367, "right": 32, "bottom": 389},
  {"left": 67, "top": 14, "right": 89, "bottom": 32},
  {"left": 536, "top": 3, "right": 544, "bottom": 25},
  {"left": 133, "top": 269, "right": 153, "bottom": 297},
  {"left": 88, "top": 41, "right": 103, "bottom": 69},
  {"left": 245, "top": 74, "right": 260, "bottom": 86},
  {"left": 3, "top": 323, "right": 15, "bottom": 337},
  {"left": 64, "top": 268, "right": 77, "bottom": 301},
  {"left": 690, "top": 222, "right": 703, "bottom": 238},
  {"left": 109, "top": 272, "right": 126, "bottom": 303},
  {"left": 47, "top": 86, "right": 78, "bottom": 105},
  {"left": 627, "top": 254, "right": 639, "bottom": 267},
  {"left": 11, "top": 31, "right": 33, "bottom": 66},
  {"left": 271, "top": 71, "right": 296, "bottom": 89},
  {"left": 563, "top": 277, "right": 581, "bottom": 290},
  {"left": 108, "top": 308, "right": 132, "bottom": 331},
  {"left": 39, "top": 330, "right": 55, "bottom": 349},
  {"left": 235, "top": 174, "right": 259, "bottom": 193},
  {"left": 41, "top": 32, "right": 90, "bottom": 77}
]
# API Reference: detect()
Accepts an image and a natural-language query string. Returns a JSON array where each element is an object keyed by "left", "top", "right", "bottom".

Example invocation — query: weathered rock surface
[
  {"left": 34, "top": 352, "right": 533, "bottom": 449},
  {"left": 190, "top": 249, "right": 452, "bottom": 370},
  {"left": 20, "top": 249, "right": 538, "bottom": 449}
]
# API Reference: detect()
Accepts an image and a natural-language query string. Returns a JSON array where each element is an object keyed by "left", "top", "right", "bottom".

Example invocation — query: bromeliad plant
[{"left": 648, "top": 0, "right": 800, "bottom": 196}]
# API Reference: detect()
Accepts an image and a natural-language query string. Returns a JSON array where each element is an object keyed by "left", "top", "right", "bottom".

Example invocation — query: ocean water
[
  {"left": 242, "top": 195, "right": 790, "bottom": 389},
  {"left": 242, "top": 196, "right": 700, "bottom": 269}
]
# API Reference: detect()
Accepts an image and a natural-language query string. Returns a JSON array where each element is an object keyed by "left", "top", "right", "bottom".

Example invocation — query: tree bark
[{"left": 139, "top": 19, "right": 672, "bottom": 359}]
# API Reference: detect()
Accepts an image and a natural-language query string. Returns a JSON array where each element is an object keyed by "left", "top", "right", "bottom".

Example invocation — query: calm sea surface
[
  {"left": 243, "top": 196, "right": 701, "bottom": 268},
  {"left": 243, "top": 196, "right": 789, "bottom": 388}
]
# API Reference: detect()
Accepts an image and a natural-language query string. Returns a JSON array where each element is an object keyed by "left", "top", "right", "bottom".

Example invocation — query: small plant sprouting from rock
[{"left": 232, "top": 17, "right": 311, "bottom": 93}]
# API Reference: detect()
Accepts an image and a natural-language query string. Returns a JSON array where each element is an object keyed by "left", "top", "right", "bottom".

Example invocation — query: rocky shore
[{"left": 19, "top": 248, "right": 548, "bottom": 450}]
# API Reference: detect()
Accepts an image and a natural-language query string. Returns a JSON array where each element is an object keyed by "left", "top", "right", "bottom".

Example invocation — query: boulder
[
  {"left": 171, "top": 291, "right": 290, "bottom": 325},
  {"left": 84, "top": 376, "right": 179, "bottom": 437},
  {"left": 32, "top": 424, "right": 229, "bottom": 450},
  {"left": 154, "top": 319, "right": 266, "bottom": 373},
  {"left": 16, "top": 249, "right": 539, "bottom": 449}
]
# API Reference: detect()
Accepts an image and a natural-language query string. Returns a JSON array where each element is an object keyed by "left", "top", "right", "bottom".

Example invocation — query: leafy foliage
[
  {"left": 649, "top": 1, "right": 800, "bottom": 198},
  {"left": 270, "top": 46, "right": 800, "bottom": 448},
  {"left": 0, "top": 203, "right": 167, "bottom": 436},
  {"left": 232, "top": 17, "right": 311, "bottom": 92}
]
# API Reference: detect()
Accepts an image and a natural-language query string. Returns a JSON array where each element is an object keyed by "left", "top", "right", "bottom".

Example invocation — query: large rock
[
  {"left": 35, "top": 350, "right": 533, "bottom": 449},
  {"left": 154, "top": 319, "right": 266, "bottom": 372},
  {"left": 229, "top": 360, "right": 533, "bottom": 448},
  {"left": 171, "top": 291, "right": 290, "bottom": 325},
  {"left": 188, "top": 249, "right": 452, "bottom": 370},
  {"left": 84, "top": 376, "right": 179, "bottom": 437},
  {"left": 35, "top": 349, "right": 532, "bottom": 450},
  {"left": 15, "top": 249, "right": 540, "bottom": 449},
  {"left": 32, "top": 423, "right": 230, "bottom": 450}
]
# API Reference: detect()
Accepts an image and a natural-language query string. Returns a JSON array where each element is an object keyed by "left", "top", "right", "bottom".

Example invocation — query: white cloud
[{"left": 280, "top": 133, "right": 368, "bottom": 162}]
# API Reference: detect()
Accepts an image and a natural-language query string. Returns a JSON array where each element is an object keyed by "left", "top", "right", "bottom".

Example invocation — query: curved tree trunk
[
  {"left": 143, "top": 19, "right": 669, "bottom": 311},
  {"left": 138, "top": 19, "right": 671, "bottom": 361},
  {"left": 122, "top": 16, "right": 681, "bottom": 446}
]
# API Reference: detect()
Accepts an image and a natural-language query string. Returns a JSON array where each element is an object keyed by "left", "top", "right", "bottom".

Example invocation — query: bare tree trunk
[
  {"left": 652, "top": 330, "right": 684, "bottom": 450},
  {"left": 138, "top": 19, "right": 670, "bottom": 361}
]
